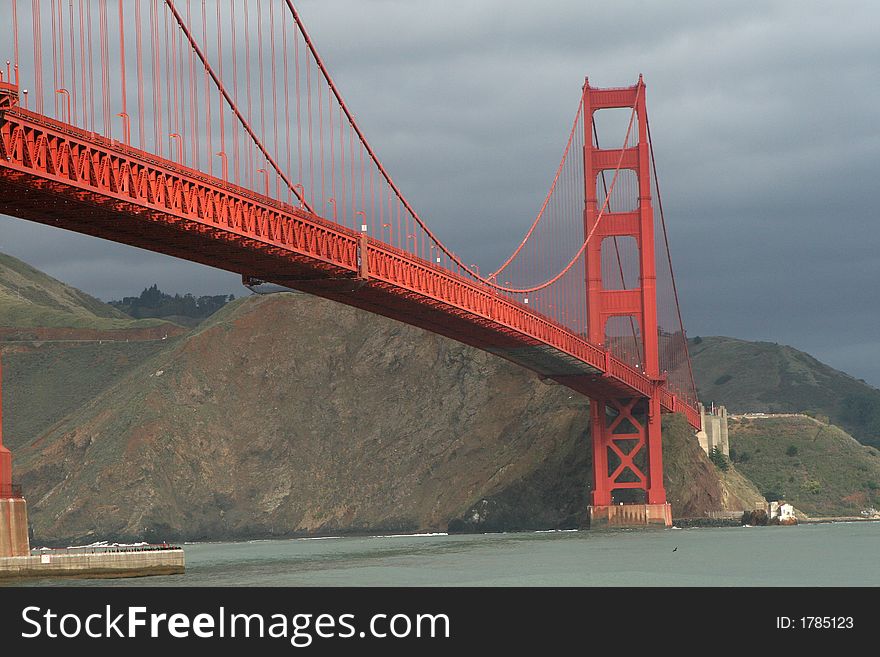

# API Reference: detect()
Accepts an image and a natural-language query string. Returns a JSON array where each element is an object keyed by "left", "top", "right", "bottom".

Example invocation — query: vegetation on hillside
[
  {"left": 728, "top": 415, "right": 880, "bottom": 517},
  {"left": 690, "top": 336, "right": 880, "bottom": 448},
  {"left": 109, "top": 284, "right": 235, "bottom": 325},
  {"left": 708, "top": 447, "right": 730, "bottom": 471},
  {"left": 0, "top": 252, "right": 172, "bottom": 330}
]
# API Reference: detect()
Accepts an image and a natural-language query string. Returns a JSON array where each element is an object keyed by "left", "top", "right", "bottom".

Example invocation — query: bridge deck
[{"left": 0, "top": 107, "right": 700, "bottom": 428}]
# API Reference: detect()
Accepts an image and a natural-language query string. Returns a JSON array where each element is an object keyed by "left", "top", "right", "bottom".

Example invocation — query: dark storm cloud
[{"left": 1, "top": 0, "right": 878, "bottom": 386}]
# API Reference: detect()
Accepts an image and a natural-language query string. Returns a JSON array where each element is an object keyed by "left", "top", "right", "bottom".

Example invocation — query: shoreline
[
  {"left": 31, "top": 515, "right": 880, "bottom": 548},
  {"left": 799, "top": 516, "right": 880, "bottom": 524}
]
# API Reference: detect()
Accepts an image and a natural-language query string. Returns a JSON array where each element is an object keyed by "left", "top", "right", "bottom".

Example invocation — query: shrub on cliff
[{"left": 709, "top": 447, "right": 730, "bottom": 471}]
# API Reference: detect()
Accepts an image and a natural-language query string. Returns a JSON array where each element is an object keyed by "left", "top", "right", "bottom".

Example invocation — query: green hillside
[
  {"left": 0, "top": 252, "right": 169, "bottom": 329},
  {"left": 728, "top": 415, "right": 880, "bottom": 517},
  {"left": 690, "top": 336, "right": 880, "bottom": 448}
]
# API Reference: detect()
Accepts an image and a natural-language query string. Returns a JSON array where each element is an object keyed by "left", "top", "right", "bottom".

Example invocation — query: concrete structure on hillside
[{"left": 697, "top": 402, "right": 729, "bottom": 457}]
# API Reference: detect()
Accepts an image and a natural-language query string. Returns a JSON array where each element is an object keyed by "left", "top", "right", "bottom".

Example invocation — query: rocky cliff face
[
  {"left": 14, "top": 292, "right": 733, "bottom": 544},
  {"left": 449, "top": 413, "right": 736, "bottom": 533}
]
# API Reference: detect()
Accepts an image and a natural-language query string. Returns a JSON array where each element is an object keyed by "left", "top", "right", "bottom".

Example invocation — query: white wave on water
[
  {"left": 533, "top": 529, "right": 579, "bottom": 534},
  {"left": 245, "top": 537, "right": 342, "bottom": 543},
  {"left": 185, "top": 532, "right": 451, "bottom": 545},
  {"left": 368, "top": 532, "right": 449, "bottom": 539},
  {"left": 63, "top": 540, "right": 149, "bottom": 549}
]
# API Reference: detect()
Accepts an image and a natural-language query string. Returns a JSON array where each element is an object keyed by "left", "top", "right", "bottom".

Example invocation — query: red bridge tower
[{"left": 584, "top": 77, "right": 672, "bottom": 527}]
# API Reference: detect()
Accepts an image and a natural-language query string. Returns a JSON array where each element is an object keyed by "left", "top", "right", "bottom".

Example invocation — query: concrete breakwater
[{"left": 0, "top": 545, "right": 184, "bottom": 580}]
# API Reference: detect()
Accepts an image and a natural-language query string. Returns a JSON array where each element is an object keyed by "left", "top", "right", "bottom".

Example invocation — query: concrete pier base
[
  {"left": 0, "top": 548, "right": 185, "bottom": 580},
  {"left": 588, "top": 503, "right": 673, "bottom": 528},
  {"left": 0, "top": 497, "right": 30, "bottom": 557}
]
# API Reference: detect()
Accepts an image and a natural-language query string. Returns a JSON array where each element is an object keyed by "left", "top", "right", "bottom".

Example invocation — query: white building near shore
[{"left": 769, "top": 501, "right": 795, "bottom": 521}]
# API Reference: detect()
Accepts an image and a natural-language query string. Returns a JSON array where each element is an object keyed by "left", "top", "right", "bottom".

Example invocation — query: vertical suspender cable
[
  {"left": 67, "top": 0, "right": 77, "bottom": 124},
  {"left": 78, "top": 0, "right": 87, "bottom": 128},
  {"left": 51, "top": 0, "right": 59, "bottom": 117},
  {"left": 646, "top": 110, "right": 697, "bottom": 401},
  {"left": 216, "top": 0, "right": 224, "bottom": 172},
  {"left": 32, "top": 0, "right": 43, "bottom": 113},
  {"left": 256, "top": 0, "right": 265, "bottom": 183},
  {"left": 12, "top": 0, "right": 19, "bottom": 70},
  {"left": 163, "top": 0, "right": 312, "bottom": 210},
  {"left": 230, "top": 0, "right": 239, "bottom": 182},
  {"left": 151, "top": 0, "right": 162, "bottom": 155},
  {"left": 135, "top": 0, "right": 146, "bottom": 147},
  {"left": 186, "top": 0, "right": 197, "bottom": 167},
  {"left": 100, "top": 0, "right": 110, "bottom": 135},
  {"left": 307, "top": 46, "right": 314, "bottom": 206},
  {"left": 201, "top": 0, "right": 211, "bottom": 173},
  {"left": 294, "top": 18, "right": 303, "bottom": 193},
  {"left": 243, "top": 3, "right": 252, "bottom": 185},
  {"left": 117, "top": 0, "right": 127, "bottom": 137},
  {"left": 283, "top": 10, "right": 292, "bottom": 202},
  {"left": 86, "top": 0, "right": 94, "bottom": 129},
  {"left": 270, "top": 0, "right": 279, "bottom": 198}
]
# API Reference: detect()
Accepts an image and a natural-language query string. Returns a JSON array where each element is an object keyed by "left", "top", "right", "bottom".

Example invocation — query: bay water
[{"left": 13, "top": 521, "right": 880, "bottom": 587}]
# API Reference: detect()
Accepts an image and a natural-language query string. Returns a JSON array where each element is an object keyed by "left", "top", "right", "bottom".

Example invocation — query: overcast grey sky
[{"left": 1, "top": 1, "right": 878, "bottom": 386}]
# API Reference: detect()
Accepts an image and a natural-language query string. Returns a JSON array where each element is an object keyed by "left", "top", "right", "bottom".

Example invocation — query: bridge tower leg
[
  {"left": 0, "top": 353, "right": 30, "bottom": 557},
  {"left": 583, "top": 76, "right": 671, "bottom": 528}
]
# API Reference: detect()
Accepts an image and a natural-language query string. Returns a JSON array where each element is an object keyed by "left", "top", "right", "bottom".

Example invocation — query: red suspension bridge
[{"left": 0, "top": 0, "right": 700, "bottom": 526}]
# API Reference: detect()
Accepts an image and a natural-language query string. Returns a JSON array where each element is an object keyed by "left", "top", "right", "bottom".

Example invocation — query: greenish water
[{"left": 14, "top": 522, "right": 880, "bottom": 586}]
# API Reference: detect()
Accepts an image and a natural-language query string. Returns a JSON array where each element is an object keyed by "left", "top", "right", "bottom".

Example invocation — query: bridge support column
[
  {"left": 0, "top": 354, "right": 29, "bottom": 557},
  {"left": 589, "top": 400, "right": 612, "bottom": 506},
  {"left": 587, "top": 393, "right": 671, "bottom": 528}
]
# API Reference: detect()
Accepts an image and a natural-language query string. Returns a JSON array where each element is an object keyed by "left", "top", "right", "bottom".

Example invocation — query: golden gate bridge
[{"left": 0, "top": 0, "right": 700, "bottom": 527}]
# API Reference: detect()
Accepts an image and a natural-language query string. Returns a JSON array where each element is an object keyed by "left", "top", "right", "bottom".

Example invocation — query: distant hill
[
  {"left": 728, "top": 415, "right": 880, "bottom": 517},
  {"left": 0, "top": 253, "right": 172, "bottom": 331},
  {"left": 109, "top": 284, "right": 235, "bottom": 327},
  {"left": 690, "top": 336, "right": 880, "bottom": 448}
]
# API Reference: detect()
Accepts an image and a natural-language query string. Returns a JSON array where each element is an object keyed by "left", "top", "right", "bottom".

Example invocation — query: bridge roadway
[{"left": 0, "top": 105, "right": 699, "bottom": 428}]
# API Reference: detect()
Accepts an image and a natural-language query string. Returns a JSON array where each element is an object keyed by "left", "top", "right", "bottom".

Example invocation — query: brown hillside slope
[{"left": 16, "top": 293, "right": 728, "bottom": 544}]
